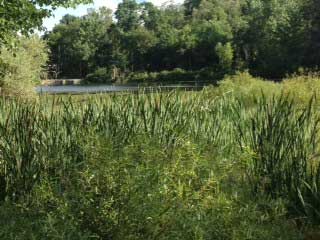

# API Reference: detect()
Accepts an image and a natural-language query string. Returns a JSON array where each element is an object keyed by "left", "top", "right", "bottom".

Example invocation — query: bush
[
  {"left": 127, "top": 68, "right": 218, "bottom": 84},
  {"left": 127, "top": 71, "right": 152, "bottom": 83},
  {"left": 215, "top": 42, "right": 234, "bottom": 73},
  {"left": 214, "top": 71, "right": 279, "bottom": 98},
  {"left": 85, "top": 67, "right": 113, "bottom": 84},
  {"left": 282, "top": 72, "right": 320, "bottom": 105},
  {"left": 157, "top": 68, "right": 193, "bottom": 82},
  {"left": 0, "top": 36, "right": 48, "bottom": 96}
]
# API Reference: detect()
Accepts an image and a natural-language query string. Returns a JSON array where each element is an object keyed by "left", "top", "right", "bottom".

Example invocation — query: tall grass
[
  {"left": 0, "top": 77, "right": 319, "bottom": 238},
  {"left": 233, "top": 93, "right": 320, "bottom": 223},
  {"left": 0, "top": 91, "right": 230, "bottom": 201}
]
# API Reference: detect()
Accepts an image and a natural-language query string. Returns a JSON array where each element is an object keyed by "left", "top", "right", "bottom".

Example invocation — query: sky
[{"left": 42, "top": 0, "right": 183, "bottom": 31}]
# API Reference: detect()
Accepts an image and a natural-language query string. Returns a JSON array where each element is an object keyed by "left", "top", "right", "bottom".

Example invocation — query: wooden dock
[{"left": 41, "top": 79, "right": 83, "bottom": 86}]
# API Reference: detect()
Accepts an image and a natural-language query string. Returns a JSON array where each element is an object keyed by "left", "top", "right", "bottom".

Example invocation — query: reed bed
[{"left": 0, "top": 88, "right": 319, "bottom": 239}]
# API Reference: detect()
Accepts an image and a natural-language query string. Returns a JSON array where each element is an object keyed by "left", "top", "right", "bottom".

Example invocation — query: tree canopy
[
  {"left": 44, "top": 0, "right": 320, "bottom": 80},
  {"left": 0, "top": 0, "right": 92, "bottom": 45}
]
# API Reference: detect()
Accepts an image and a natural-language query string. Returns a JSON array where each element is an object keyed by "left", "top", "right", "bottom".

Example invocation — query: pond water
[{"left": 36, "top": 84, "right": 202, "bottom": 94}]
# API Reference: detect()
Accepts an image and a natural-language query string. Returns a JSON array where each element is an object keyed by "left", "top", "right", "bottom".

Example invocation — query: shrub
[
  {"left": 85, "top": 67, "right": 113, "bottom": 84},
  {"left": 157, "top": 68, "right": 192, "bottom": 82},
  {"left": 216, "top": 71, "right": 279, "bottom": 97},
  {"left": 127, "top": 68, "right": 217, "bottom": 84},
  {"left": 0, "top": 36, "right": 48, "bottom": 96},
  {"left": 127, "top": 71, "right": 151, "bottom": 83},
  {"left": 215, "top": 42, "right": 234, "bottom": 73},
  {"left": 282, "top": 72, "right": 320, "bottom": 105}
]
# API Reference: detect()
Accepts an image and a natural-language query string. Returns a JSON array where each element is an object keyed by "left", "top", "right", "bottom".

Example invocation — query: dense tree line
[{"left": 44, "top": 0, "right": 320, "bottom": 81}]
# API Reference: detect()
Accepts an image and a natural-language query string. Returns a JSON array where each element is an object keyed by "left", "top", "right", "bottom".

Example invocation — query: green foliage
[
  {"left": 233, "top": 94, "right": 319, "bottom": 206},
  {"left": 1, "top": 75, "right": 320, "bottom": 237},
  {"left": 238, "top": 0, "right": 308, "bottom": 77},
  {"left": 0, "top": 36, "right": 48, "bottom": 96},
  {"left": 115, "top": 0, "right": 140, "bottom": 32},
  {"left": 85, "top": 67, "right": 112, "bottom": 83},
  {"left": 0, "top": 202, "right": 94, "bottom": 239},
  {"left": 45, "top": 8, "right": 113, "bottom": 77},
  {"left": 44, "top": 0, "right": 320, "bottom": 80},
  {"left": 215, "top": 42, "right": 234, "bottom": 73},
  {"left": 282, "top": 72, "right": 320, "bottom": 104},
  {"left": 0, "top": 0, "right": 92, "bottom": 46},
  {"left": 212, "top": 71, "right": 279, "bottom": 102},
  {"left": 127, "top": 68, "right": 216, "bottom": 84},
  {"left": 0, "top": 87, "right": 306, "bottom": 238}
]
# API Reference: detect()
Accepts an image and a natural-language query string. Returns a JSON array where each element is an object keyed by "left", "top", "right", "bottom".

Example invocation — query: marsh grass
[
  {"left": 232, "top": 93, "right": 320, "bottom": 222},
  {"left": 0, "top": 73, "right": 320, "bottom": 238}
]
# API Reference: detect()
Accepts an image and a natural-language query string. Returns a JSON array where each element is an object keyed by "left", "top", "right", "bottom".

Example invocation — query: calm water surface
[{"left": 36, "top": 84, "right": 201, "bottom": 94}]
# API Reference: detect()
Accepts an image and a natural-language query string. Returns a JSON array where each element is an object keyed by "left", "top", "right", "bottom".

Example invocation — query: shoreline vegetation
[{"left": 44, "top": 0, "right": 320, "bottom": 85}]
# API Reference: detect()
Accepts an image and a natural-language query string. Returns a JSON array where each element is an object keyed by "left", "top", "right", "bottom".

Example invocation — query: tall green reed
[
  {"left": 233, "top": 93, "right": 320, "bottom": 222},
  {"left": 0, "top": 90, "right": 227, "bottom": 202}
]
